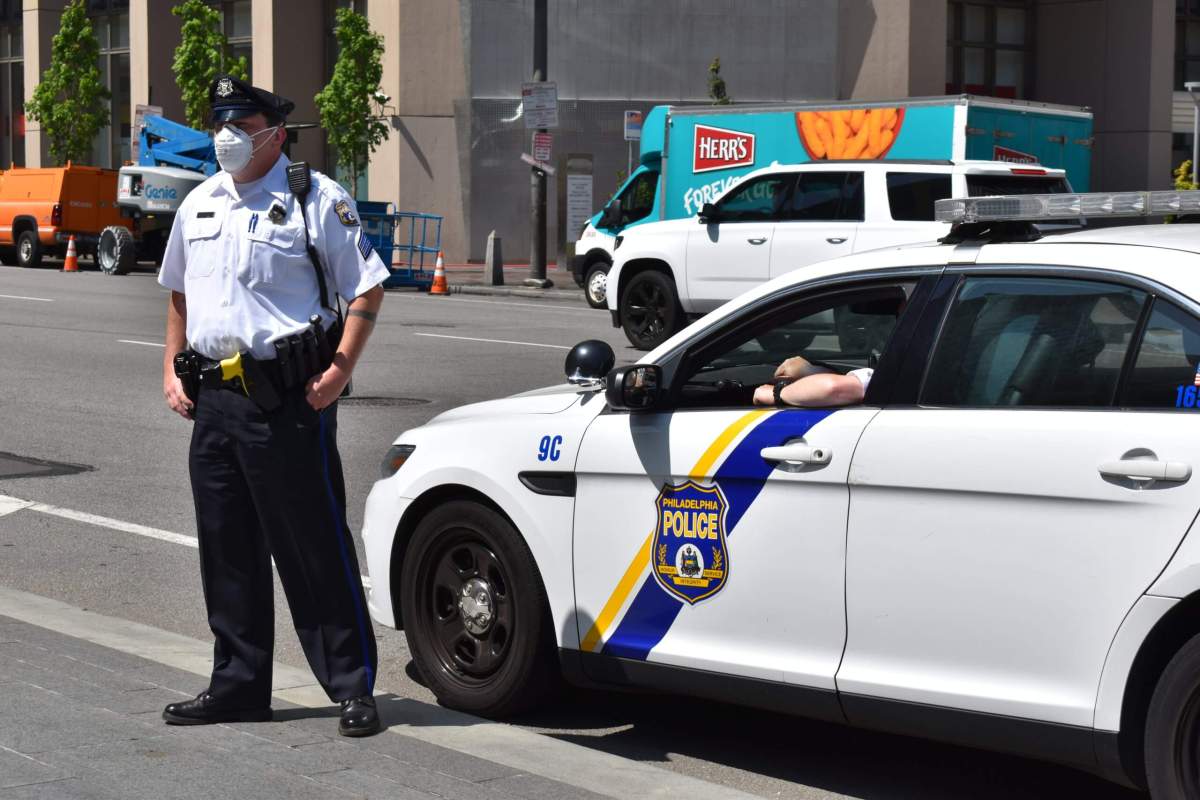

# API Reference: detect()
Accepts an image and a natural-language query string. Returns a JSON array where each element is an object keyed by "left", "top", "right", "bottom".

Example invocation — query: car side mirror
[
  {"left": 698, "top": 202, "right": 720, "bottom": 224},
  {"left": 605, "top": 364, "right": 664, "bottom": 411},
  {"left": 599, "top": 204, "right": 621, "bottom": 229},
  {"left": 564, "top": 339, "right": 615, "bottom": 386}
]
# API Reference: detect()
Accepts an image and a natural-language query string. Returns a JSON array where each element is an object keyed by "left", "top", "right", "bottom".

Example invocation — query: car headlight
[{"left": 380, "top": 444, "right": 416, "bottom": 479}]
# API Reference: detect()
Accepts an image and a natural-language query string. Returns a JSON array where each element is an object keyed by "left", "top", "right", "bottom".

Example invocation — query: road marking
[
  {"left": 118, "top": 339, "right": 166, "bottom": 348},
  {"left": 0, "top": 496, "right": 34, "bottom": 518},
  {"left": 414, "top": 332, "right": 571, "bottom": 350},
  {"left": 0, "top": 293, "right": 53, "bottom": 302},
  {"left": 0, "top": 495, "right": 200, "bottom": 548},
  {"left": 0, "top": 585, "right": 757, "bottom": 800}
]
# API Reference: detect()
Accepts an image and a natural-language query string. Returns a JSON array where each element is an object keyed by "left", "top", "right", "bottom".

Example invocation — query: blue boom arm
[{"left": 137, "top": 115, "right": 217, "bottom": 176}]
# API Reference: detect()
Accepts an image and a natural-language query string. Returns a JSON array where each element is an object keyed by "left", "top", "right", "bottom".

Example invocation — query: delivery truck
[{"left": 573, "top": 94, "right": 1093, "bottom": 308}]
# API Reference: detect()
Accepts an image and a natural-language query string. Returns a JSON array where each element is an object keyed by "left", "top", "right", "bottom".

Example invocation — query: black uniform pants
[{"left": 188, "top": 385, "right": 377, "bottom": 708}]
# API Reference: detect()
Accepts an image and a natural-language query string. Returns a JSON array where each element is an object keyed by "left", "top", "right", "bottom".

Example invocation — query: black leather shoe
[
  {"left": 162, "top": 691, "right": 272, "bottom": 725},
  {"left": 338, "top": 695, "right": 381, "bottom": 737}
]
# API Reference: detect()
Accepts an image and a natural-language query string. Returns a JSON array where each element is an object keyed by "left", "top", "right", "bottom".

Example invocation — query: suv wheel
[
  {"left": 619, "top": 270, "right": 681, "bottom": 350},
  {"left": 583, "top": 261, "right": 610, "bottom": 309},
  {"left": 16, "top": 230, "right": 41, "bottom": 269},
  {"left": 1146, "top": 633, "right": 1200, "bottom": 798}
]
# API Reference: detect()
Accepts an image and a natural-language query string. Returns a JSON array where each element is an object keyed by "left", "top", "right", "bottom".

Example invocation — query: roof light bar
[{"left": 935, "top": 190, "right": 1200, "bottom": 224}]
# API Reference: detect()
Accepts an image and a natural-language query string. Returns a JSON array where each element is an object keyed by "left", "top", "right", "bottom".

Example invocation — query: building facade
[{"left": 5, "top": 0, "right": 1181, "bottom": 262}]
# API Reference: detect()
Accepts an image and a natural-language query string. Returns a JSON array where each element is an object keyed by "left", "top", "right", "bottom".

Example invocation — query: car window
[
  {"left": 1122, "top": 300, "right": 1200, "bottom": 409},
  {"left": 618, "top": 171, "right": 657, "bottom": 225},
  {"left": 966, "top": 175, "right": 1070, "bottom": 196},
  {"left": 787, "top": 172, "right": 864, "bottom": 222},
  {"left": 921, "top": 277, "right": 1146, "bottom": 408},
  {"left": 887, "top": 172, "right": 952, "bottom": 221},
  {"left": 714, "top": 174, "right": 794, "bottom": 222},
  {"left": 675, "top": 284, "right": 911, "bottom": 409}
]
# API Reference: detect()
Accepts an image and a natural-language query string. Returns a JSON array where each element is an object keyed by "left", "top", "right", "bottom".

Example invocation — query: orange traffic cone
[
  {"left": 62, "top": 235, "right": 78, "bottom": 273},
  {"left": 430, "top": 251, "right": 448, "bottom": 295}
]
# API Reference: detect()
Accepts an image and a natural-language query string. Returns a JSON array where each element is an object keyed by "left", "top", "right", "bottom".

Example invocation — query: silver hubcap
[
  {"left": 588, "top": 271, "right": 607, "bottom": 302},
  {"left": 19, "top": 239, "right": 30, "bottom": 260},
  {"left": 458, "top": 577, "right": 494, "bottom": 635}
]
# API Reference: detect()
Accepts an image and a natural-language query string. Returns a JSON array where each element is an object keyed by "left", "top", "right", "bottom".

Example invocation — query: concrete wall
[
  {"left": 838, "top": 0, "right": 946, "bottom": 99},
  {"left": 1036, "top": 0, "right": 1174, "bottom": 190},
  {"left": 22, "top": 0, "right": 66, "bottom": 168},
  {"left": 130, "top": 0, "right": 184, "bottom": 124},
  {"left": 367, "top": 0, "right": 469, "bottom": 265},
  {"left": 252, "top": 0, "right": 325, "bottom": 167}
]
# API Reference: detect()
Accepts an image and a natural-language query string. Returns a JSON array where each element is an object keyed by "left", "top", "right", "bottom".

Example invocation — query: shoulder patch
[{"left": 335, "top": 199, "right": 358, "bottom": 227}]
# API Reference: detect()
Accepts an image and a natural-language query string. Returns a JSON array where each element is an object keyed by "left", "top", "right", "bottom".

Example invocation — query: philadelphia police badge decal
[{"left": 651, "top": 480, "right": 729, "bottom": 604}]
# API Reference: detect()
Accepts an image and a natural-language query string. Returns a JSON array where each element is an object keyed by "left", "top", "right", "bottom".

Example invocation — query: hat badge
[{"left": 216, "top": 78, "right": 234, "bottom": 98}]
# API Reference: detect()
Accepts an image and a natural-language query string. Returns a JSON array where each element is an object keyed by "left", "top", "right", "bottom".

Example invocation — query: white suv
[{"left": 607, "top": 159, "right": 1070, "bottom": 349}]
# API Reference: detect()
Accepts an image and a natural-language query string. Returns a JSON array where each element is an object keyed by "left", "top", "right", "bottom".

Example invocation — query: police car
[{"left": 364, "top": 190, "right": 1200, "bottom": 797}]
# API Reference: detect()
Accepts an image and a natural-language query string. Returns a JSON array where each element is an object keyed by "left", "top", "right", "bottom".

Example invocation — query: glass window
[
  {"left": 963, "top": 3, "right": 987, "bottom": 41},
  {"left": 966, "top": 174, "right": 1070, "bottom": 196},
  {"left": 789, "top": 172, "right": 863, "bottom": 222},
  {"left": 947, "top": 0, "right": 1032, "bottom": 98},
  {"left": 715, "top": 174, "right": 793, "bottom": 223},
  {"left": 996, "top": 7, "right": 1025, "bottom": 45},
  {"left": 922, "top": 277, "right": 1147, "bottom": 408},
  {"left": 676, "top": 284, "right": 911, "bottom": 409},
  {"left": 1123, "top": 301, "right": 1200, "bottom": 408},
  {"left": 886, "top": 172, "right": 952, "bottom": 221},
  {"left": 618, "top": 171, "right": 657, "bottom": 225}
]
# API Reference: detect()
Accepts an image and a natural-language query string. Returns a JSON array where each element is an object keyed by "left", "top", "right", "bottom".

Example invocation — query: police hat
[{"left": 209, "top": 75, "right": 295, "bottom": 126}]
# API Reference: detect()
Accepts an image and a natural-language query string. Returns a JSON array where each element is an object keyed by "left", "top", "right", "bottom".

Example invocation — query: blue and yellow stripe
[{"left": 580, "top": 408, "right": 833, "bottom": 659}]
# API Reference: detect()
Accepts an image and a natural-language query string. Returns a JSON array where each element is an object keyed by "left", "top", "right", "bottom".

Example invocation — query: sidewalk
[{"left": 0, "top": 586, "right": 756, "bottom": 800}]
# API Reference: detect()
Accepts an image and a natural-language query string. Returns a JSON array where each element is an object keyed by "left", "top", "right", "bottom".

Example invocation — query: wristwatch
[{"left": 773, "top": 379, "right": 790, "bottom": 406}]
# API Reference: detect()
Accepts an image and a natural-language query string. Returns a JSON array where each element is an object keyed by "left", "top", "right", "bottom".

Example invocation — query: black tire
[
  {"left": 619, "top": 269, "right": 682, "bottom": 350},
  {"left": 400, "top": 500, "right": 558, "bottom": 717},
  {"left": 583, "top": 261, "right": 611, "bottom": 309},
  {"left": 16, "top": 230, "right": 41, "bottom": 269},
  {"left": 0, "top": 246, "right": 15, "bottom": 266},
  {"left": 98, "top": 226, "right": 136, "bottom": 275},
  {"left": 1145, "top": 633, "right": 1200, "bottom": 798}
]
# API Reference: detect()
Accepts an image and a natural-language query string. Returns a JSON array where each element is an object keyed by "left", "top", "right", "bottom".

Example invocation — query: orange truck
[{"left": 0, "top": 164, "right": 125, "bottom": 268}]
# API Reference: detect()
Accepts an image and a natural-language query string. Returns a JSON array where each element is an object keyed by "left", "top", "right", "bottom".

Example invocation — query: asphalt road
[{"left": 0, "top": 262, "right": 1147, "bottom": 799}]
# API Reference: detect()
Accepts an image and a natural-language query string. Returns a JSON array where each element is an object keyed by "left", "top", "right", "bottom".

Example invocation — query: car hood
[{"left": 426, "top": 384, "right": 589, "bottom": 425}]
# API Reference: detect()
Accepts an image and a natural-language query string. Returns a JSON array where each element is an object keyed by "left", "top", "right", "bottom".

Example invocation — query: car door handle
[
  {"left": 747, "top": 237, "right": 767, "bottom": 245},
  {"left": 760, "top": 443, "right": 832, "bottom": 465},
  {"left": 826, "top": 237, "right": 847, "bottom": 244},
  {"left": 1098, "top": 460, "right": 1191, "bottom": 482}
]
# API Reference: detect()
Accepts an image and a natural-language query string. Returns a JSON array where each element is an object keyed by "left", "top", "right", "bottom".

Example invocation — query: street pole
[
  {"left": 1189, "top": 83, "right": 1200, "bottom": 187},
  {"left": 526, "top": 0, "right": 551, "bottom": 288}
]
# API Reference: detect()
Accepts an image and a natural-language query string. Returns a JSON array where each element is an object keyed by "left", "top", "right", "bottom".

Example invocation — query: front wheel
[
  {"left": 619, "top": 269, "right": 682, "bottom": 350},
  {"left": 98, "top": 226, "right": 136, "bottom": 275},
  {"left": 583, "top": 261, "right": 610, "bottom": 309},
  {"left": 1145, "top": 634, "right": 1200, "bottom": 798},
  {"left": 400, "top": 500, "right": 558, "bottom": 717}
]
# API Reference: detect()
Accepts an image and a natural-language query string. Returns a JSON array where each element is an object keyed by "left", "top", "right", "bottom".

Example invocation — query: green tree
[
  {"left": 24, "top": 0, "right": 110, "bottom": 165},
  {"left": 315, "top": 7, "right": 389, "bottom": 195},
  {"left": 171, "top": 0, "right": 249, "bottom": 130},
  {"left": 708, "top": 57, "right": 731, "bottom": 106}
]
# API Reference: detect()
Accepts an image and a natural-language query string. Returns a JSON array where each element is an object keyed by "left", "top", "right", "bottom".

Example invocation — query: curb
[{"left": 448, "top": 283, "right": 589, "bottom": 302}]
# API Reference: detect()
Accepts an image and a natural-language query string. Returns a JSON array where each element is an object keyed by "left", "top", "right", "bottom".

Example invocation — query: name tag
[{"left": 196, "top": 211, "right": 215, "bottom": 219}]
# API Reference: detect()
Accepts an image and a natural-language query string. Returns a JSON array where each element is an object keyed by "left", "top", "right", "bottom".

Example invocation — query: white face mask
[{"left": 214, "top": 124, "right": 280, "bottom": 175}]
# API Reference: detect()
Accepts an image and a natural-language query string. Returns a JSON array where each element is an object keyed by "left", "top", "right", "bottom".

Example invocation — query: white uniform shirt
[{"left": 158, "top": 154, "right": 390, "bottom": 360}]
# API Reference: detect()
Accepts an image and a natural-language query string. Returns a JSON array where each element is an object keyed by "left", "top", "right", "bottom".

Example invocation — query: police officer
[{"left": 158, "top": 76, "right": 388, "bottom": 737}]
